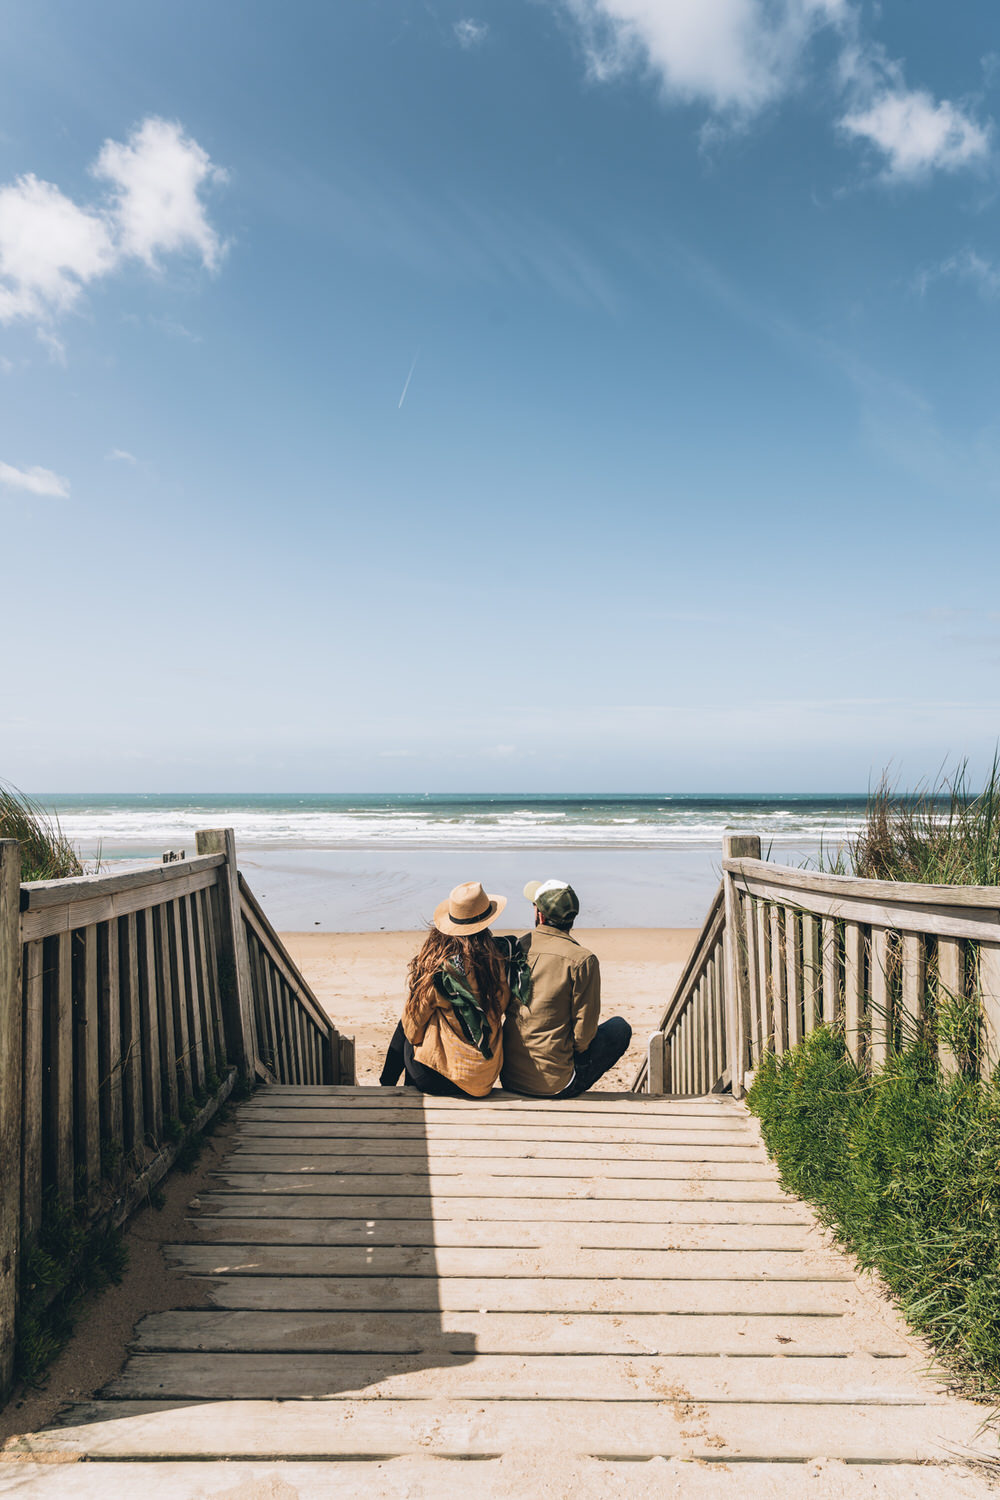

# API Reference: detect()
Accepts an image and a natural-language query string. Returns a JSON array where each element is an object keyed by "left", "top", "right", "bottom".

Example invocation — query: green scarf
[{"left": 434, "top": 935, "right": 532, "bottom": 1059}]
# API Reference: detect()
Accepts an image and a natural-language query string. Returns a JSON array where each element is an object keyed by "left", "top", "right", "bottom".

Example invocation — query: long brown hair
[{"left": 404, "top": 927, "right": 508, "bottom": 1034}]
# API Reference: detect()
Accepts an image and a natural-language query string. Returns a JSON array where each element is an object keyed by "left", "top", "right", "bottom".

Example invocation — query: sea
[{"left": 39, "top": 793, "right": 867, "bottom": 930}]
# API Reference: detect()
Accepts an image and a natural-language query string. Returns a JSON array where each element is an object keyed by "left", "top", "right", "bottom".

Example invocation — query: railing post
[
  {"left": 0, "top": 840, "right": 23, "bottom": 1401},
  {"left": 195, "top": 829, "right": 257, "bottom": 1081},
  {"left": 722, "top": 834, "right": 761, "bottom": 1099},
  {"left": 646, "top": 1033, "right": 667, "bottom": 1095}
]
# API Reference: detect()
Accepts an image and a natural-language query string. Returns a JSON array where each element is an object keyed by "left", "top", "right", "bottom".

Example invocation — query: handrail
[
  {"left": 635, "top": 834, "right": 1000, "bottom": 1100},
  {"left": 0, "top": 826, "right": 353, "bottom": 1403}
]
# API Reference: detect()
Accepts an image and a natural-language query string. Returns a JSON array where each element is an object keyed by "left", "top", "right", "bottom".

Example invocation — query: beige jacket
[
  {"left": 500, "top": 925, "right": 600, "bottom": 1096},
  {"left": 404, "top": 971, "right": 509, "bottom": 1098}
]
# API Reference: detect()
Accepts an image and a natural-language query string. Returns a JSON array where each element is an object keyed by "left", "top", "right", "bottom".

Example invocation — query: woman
[{"left": 379, "top": 881, "right": 531, "bottom": 1098}]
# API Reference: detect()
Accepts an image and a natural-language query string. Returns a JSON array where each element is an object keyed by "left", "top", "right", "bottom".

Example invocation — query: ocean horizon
[{"left": 37, "top": 792, "right": 870, "bottom": 862}]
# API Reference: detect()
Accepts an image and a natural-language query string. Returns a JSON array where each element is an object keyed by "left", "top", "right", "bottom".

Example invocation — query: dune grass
[
  {"left": 748, "top": 1027, "right": 1000, "bottom": 1399},
  {"left": 0, "top": 781, "right": 82, "bottom": 882},
  {"left": 833, "top": 756, "right": 1000, "bottom": 886}
]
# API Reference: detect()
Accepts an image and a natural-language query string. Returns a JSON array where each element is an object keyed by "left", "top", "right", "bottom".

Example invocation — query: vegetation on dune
[
  {"left": 0, "top": 780, "right": 82, "bottom": 882},
  {"left": 824, "top": 755, "right": 1000, "bottom": 886},
  {"left": 748, "top": 1028, "right": 1000, "bottom": 1399}
]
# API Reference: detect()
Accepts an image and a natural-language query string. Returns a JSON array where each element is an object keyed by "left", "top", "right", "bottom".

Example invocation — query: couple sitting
[{"left": 379, "top": 877, "right": 632, "bottom": 1099}]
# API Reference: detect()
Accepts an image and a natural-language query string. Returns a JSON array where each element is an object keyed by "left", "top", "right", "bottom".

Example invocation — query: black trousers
[{"left": 379, "top": 1020, "right": 477, "bottom": 1098}]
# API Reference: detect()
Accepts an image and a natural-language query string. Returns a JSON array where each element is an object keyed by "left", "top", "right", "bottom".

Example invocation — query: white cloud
[
  {"left": 554, "top": 2, "right": 992, "bottom": 182},
  {"left": 557, "top": 0, "right": 846, "bottom": 115},
  {"left": 841, "top": 87, "right": 991, "bottom": 179},
  {"left": 0, "top": 174, "right": 115, "bottom": 324},
  {"left": 93, "top": 117, "right": 227, "bottom": 270},
  {"left": 0, "top": 459, "right": 70, "bottom": 497},
  {"left": 454, "top": 18, "right": 489, "bottom": 48},
  {"left": 0, "top": 117, "right": 226, "bottom": 331},
  {"left": 106, "top": 447, "right": 138, "bottom": 463}
]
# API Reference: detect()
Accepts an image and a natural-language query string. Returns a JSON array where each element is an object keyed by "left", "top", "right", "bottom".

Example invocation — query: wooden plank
[
  {"left": 166, "top": 1242, "right": 849, "bottom": 1282},
  {"left": 168, "top": 899, "right": 193, "bottom": 1103},
  {"left": 801, "top": 912, "right": 820, "bottom": 1034},
  {"left": 105, "top": 1351, "right": 932, "bottom": 1404},
  {"left": 0, "top": 840, "right": 21, "bottom": 1400},
  {"left": 646, "top": 1032, "right": 665, "bottom": 1095},
  {"left": 72, "top": 924, "right": 101, "bottom": 1214},
  {"left": 234, "top": 1121, "right": 757, "bottom": 1145},
  {"left": 230, "top": 1139, "right": 765, "bottom": 1164},
  {"left": 900, "top": 932, "right": 926, "bottom": 1039},
  {"left": 199, "top": 883, "right": 226, "bottom": 1070},
  {"left": 195, "top": 1192, "right": 810, "bottom": 1223},
  {"left": 769, "top": 904, "right": 787, "bottom": 1055},
  {"left": 754, "top": 898, "right": 770, "bottom": 1055},
  {"left": 869, "top": 926, "right": 890, "bottom": 1069},
  {"left": 742, "top": 891, "right": 761, "bottom": 1064},
  {"left": 194, "top": 830, "right": 256, "bottom": 1080},
  {"left": 200, "top": 1275, "right": 859, "bottom": 1316},
  {"left": 20, "top": 937, "right": 45, "bottom": 1249},
  {"left": 843, "top": 920, "right": 864, "bottom": 1066},
  {"left": 185, "top": 1216, "right": 812, "bottom": 1251},
  {"left": 734, "top": 869, "right": 1000, "bottom": 945},
  {"left": 784, "top": 907, "right": 801, "bottom": 1049},
  {"left": 253, "top": 1088, "right": 746, "bottom": 1111},
  {"left": 190, "top": 889, "right": 217, "bottom": 1082},
  {"left": 936, "top": 939, "right": 963, "bottom": 1077},
  {"left": 118, "top": 913, "right": 144, "bottom": 1155},
  {"left": 132, "top": 1307, "right": 905, "bottom": 1357},
  {"left": 44, "top": 932, "right": 75, "bottom": 1208},
  {"left": 154, "top": 904, "right": 179, "bottom": 1121},
  {"left": 21, "top": 854, "right": 225, "bottom": 910},
  {"left": 221, "top": 1152, "right": 774, "bottom": 1180},
  {"left": 722, "top": 836, "right": 761, "bottom": 1098},
  {"left": 18, "top": 1397, "right": 987, "bottom": 1463},
  {"left": 1, "top": 1461, "right": 978, "bottom": 1499},
  {"left": 725, "top": 853, "right": 1000, "bottom": 912},
  {"left": 821, "top": 917, "right": 838, "bottom": 1026},
  {"left": 978, "top": 939, "right": 1000, "bottom": 1076},
  {"left": 97, "top": 919, "right": 124, "bottom": 1166},
  {"left": 182, "top": 895, "right": 206, "bottom": 1094},
  {"left": 20, "top": 865, "right": 223, "bottom": 944},
  {"left": 237, "top": 873, "right": 331, "bottom": 1033},
  {"left": 236, "top": 1107, "right": 751, "bottom": 1130},
  {"left": 137, "top": 907, "right": 163, "bottom": 1143},
  {"left": 210, "top": 1170, "right": 784, "bottom": 1198}
]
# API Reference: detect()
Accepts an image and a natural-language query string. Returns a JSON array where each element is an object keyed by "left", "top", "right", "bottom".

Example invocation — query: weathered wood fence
[
  {"left": 0, "top": 828, "right": 352, "bottom": 1400},
  {"left": 640, "top": 832, "right": 1000, "bottom": 1097}
]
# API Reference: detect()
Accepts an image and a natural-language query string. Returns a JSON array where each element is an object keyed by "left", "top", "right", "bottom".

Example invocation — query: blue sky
[{"left": 2, "top": 0, "right": 999, "bottom": 792}]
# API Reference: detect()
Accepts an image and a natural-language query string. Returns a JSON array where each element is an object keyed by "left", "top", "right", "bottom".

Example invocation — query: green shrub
[{"left": 748, "top": 1028, "right": 1000, "bottom": 1397}]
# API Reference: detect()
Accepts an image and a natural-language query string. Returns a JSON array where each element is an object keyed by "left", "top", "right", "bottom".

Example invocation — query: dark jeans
[
  {"left": 556, "top": 1016, "right": 633, "bottom": 1098},
  {"left": 379, "top": 1020, "right": 477, "bottom": 1099}
]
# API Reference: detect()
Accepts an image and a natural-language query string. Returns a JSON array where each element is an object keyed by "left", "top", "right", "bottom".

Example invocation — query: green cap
[{"left": 523, "top": 878, "right": 580, "bottom": 927}]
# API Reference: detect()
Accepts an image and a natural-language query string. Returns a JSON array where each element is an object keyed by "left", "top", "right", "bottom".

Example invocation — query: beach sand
[{"left": 281, "top": 928, "right": 698, "bottom": 1091}]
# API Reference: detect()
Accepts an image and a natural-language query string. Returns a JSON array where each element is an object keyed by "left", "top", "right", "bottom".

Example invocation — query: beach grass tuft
[
  {"left": 832, "top": 754, "right": 1000, "bottom": 886},
  {"left": 748, "top": 1026, "right": 1000, "bottom": 1400},
  {"left": 0, "top": 779, "right": 83, "bottom": 882}
]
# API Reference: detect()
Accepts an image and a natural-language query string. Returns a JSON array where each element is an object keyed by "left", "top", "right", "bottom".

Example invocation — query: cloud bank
[
  {"left": 555, "top": 1, "right": 991, "bottom": 180},
  {"left": 0, "top": 459, "right": 70, "bottom": 497},
  {"left": 0, "top": 117, "right": 227, "bottom": 331}
]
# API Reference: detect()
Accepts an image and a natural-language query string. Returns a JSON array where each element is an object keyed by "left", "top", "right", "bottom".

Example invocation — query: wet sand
[{"left": 281, "top": 928, "right": 699, "bottom": 1091}]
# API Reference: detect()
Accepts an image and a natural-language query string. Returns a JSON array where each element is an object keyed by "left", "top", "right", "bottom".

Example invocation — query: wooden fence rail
[
  {"left": 637, "top": 833, "right": 1000, "bottom": 1099},
  {"left": 0, "top": 827, "right": 351, "bottom": 1401}
]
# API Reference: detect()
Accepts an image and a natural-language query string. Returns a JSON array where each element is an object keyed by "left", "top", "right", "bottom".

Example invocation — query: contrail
[{"left": 397, "top": 352, "right": 419, "bottom": 409}]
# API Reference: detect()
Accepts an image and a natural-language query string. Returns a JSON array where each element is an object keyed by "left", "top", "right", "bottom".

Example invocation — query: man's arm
[{"left": 572, "top": 955, "right": 601, "bottom": 1053}]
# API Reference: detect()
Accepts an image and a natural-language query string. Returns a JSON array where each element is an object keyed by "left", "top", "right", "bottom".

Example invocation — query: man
[{"left": 500, "top": 878, "right": 632, "bottom": 1098}]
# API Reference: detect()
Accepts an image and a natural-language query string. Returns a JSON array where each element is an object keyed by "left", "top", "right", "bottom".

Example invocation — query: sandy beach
[{"left": 281, "top": 928, "right": 698, "bottom": 1091}]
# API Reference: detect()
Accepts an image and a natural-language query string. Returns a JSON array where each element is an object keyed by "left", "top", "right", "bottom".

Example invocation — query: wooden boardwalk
[{"left": 3, "top": 1085, "right": 997, "bottom": 1497}]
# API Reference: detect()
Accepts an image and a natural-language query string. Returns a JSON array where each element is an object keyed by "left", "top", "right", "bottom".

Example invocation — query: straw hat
[{"left": 433, "top": 881, "right": 507, "bottom": 936}]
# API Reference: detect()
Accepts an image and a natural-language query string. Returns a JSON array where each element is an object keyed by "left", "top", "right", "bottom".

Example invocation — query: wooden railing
[
  {"left": 638, "top": 833, "right": 1000, "bottom": 1097},
  {"left": 0, "top": 827, "right": 351, "bottom": 1400}
]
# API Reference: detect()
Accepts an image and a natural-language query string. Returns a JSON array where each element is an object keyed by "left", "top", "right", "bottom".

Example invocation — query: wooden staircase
[{"left": 2, "top": 1085, "right": 996, "bottom": 1497}]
